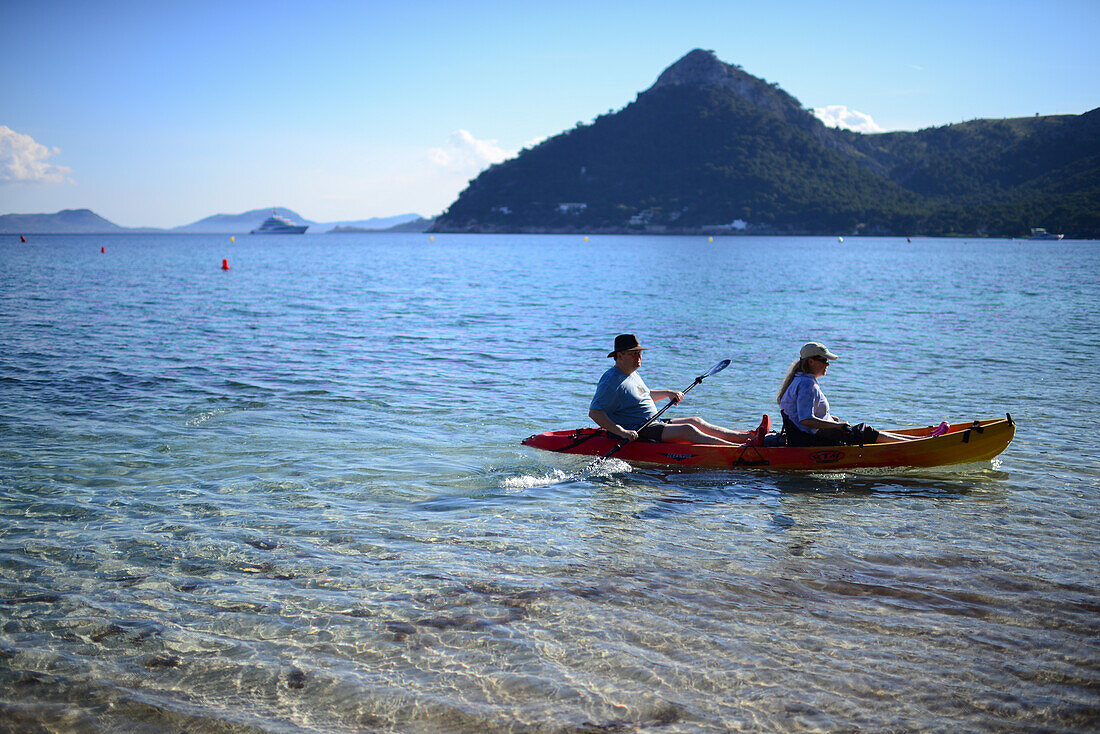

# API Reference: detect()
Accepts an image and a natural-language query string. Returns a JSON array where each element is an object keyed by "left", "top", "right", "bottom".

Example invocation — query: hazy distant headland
[
  {"left": 430, "top": 49, "right": 1099, "bottom": 239},
  {"left": 327, "top": 217, "right": 436, "bottom": 234},
  {"left": 0, "top": 208, "right": 433, "bottom": 235}
]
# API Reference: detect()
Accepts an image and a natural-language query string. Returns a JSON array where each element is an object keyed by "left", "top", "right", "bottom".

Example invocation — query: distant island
[
  {"left": 0, "top": 208, "right": 433, "bottom": 235},
  {"left": 0, "top": 208, "right": 143, "bottom": 235},
  {"left": 431, "top": 49, "right": 1099, "bottom": 238}
]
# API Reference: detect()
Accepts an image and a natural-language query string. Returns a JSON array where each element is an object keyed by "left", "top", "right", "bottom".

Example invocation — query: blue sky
[{"left": 2, "top": 0, "right": 1097, "bottom": 228}]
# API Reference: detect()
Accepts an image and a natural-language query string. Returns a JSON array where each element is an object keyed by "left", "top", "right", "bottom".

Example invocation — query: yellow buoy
[
  {"left": 584, "top": 236, "right": 588, "bottom": 242},
  {"left": 230, "top": 236, "right": 235, "bottom": 242},
  {"left": 708, "top": 237, "right": 713, "bottom": 242},
  {"left": 429, "top": 236, "right": 434, "bottom": 242}
]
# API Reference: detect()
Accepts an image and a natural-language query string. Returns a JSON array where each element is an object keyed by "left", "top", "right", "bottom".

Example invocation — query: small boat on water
[
  {"left": 250, "top": 210, "right": 308, "bottom": 234},
  {"left": 1029, "top": 228, "right": 1063, "bottom": 240},
  {"left": 522, "top": 415, "right": 1015, "bottom": 471}
]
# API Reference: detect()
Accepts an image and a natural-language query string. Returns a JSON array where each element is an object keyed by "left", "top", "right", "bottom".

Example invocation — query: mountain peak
[
  {"left": 648, "top": 49, "right": 740, "bottom": 89},
  {"left": 645, "top": 48, "right": 810, "bottom": 127}
]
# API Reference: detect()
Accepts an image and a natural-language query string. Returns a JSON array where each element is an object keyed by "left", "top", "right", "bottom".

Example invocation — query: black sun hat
[{"left": 608, "top": 334, "right": 649, "bottom": 358}]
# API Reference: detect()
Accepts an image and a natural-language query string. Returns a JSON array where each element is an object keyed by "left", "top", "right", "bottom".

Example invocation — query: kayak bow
[{"left": 522, "top": 415, "right": 1015, "bottom": 471}]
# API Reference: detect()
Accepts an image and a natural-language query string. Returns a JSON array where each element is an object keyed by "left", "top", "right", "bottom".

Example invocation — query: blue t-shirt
[
  {"left": 589, "top": 366, "right": 658, "bottom": 430},
  {"left": 779, "top": 372, "right": 832, "bottom": 434}
]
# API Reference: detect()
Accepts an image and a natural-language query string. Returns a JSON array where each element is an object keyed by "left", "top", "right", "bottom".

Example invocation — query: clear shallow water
[{"left": 1, "top": 233, "right": 1097, "bottom": 732}]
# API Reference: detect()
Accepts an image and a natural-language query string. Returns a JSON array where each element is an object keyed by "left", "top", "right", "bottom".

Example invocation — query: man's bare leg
[{"left": 666, "top": 416, "right": 751, "bottom": 443}]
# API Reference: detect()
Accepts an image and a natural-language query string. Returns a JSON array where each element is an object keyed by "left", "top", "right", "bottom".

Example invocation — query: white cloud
[
  {"left": 812, "top": 105, "right": 884, "bottom": 134},
  {"left": 427, "top": 130, "right": 513, "bottom": 175},
  {"left": 521, "top": 134, "right": 549, "bottom": 150},
  {"left": 0, "top": 126, "right": 73, "bottom": 184}
]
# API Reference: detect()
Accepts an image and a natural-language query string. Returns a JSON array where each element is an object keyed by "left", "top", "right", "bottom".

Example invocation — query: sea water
[{"left": 1, "top": 233, "right": 1097, "bottom": 732}]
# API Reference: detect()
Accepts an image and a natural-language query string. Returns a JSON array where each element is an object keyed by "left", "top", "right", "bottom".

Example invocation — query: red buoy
[
  {"left": 221, "top": 258, "right": 230, "bottom": 270},
  {"left": 101, "top": 246, "right": 105, "bottom": 253}
]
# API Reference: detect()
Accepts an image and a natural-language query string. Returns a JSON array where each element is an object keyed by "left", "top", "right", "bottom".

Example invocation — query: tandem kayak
[{"left": 522, "top": 415, "right": 1015, "bottom": 471}]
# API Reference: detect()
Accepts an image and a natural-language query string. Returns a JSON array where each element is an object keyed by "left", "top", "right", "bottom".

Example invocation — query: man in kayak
[{"left": 589, "top": 334, "right": 751, "bottom": 445}]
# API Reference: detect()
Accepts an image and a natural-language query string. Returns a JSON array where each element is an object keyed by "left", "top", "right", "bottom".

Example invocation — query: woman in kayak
[
  {"left": 590, "top": 333, "right": 752, "bottom": 445},
  {"left": 777, "top": 342, "right": 916, "bottom": 446}
]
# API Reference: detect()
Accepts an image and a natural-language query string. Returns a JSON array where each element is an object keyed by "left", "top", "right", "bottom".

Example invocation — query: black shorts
[
  {"left": 637, "top": 420, "right": 668, "bottom": 442},
  {"left": 781, "top": 412, "right": 879, "bottom": 446}
]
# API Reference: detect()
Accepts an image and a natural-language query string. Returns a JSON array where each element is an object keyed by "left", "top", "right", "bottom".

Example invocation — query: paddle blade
[{"left": 699, "top": 359, "right": 731, "bottom": 380}]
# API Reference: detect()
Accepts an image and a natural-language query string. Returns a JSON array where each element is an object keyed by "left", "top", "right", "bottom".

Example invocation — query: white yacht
[
  {"left": 250, "top": 210, "right": 308, "bottom": 234},
  {"left": 1028, "top": 227, "right": 1063, "bottom": 240}
]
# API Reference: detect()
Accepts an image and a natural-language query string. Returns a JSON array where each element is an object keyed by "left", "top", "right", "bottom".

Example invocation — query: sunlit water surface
[{"left": 1, "top": 234, "right": 1097, "bottom": 732}]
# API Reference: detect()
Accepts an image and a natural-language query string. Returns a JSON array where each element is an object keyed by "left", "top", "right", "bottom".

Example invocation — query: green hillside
[{"left": 433, "top": 50, "right": 1099, "bottom": 238}]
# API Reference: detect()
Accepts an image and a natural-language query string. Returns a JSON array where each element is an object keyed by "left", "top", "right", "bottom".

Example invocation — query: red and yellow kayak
[{"left": 522, "top": 415, "right": 1015, "bottom": 471}]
